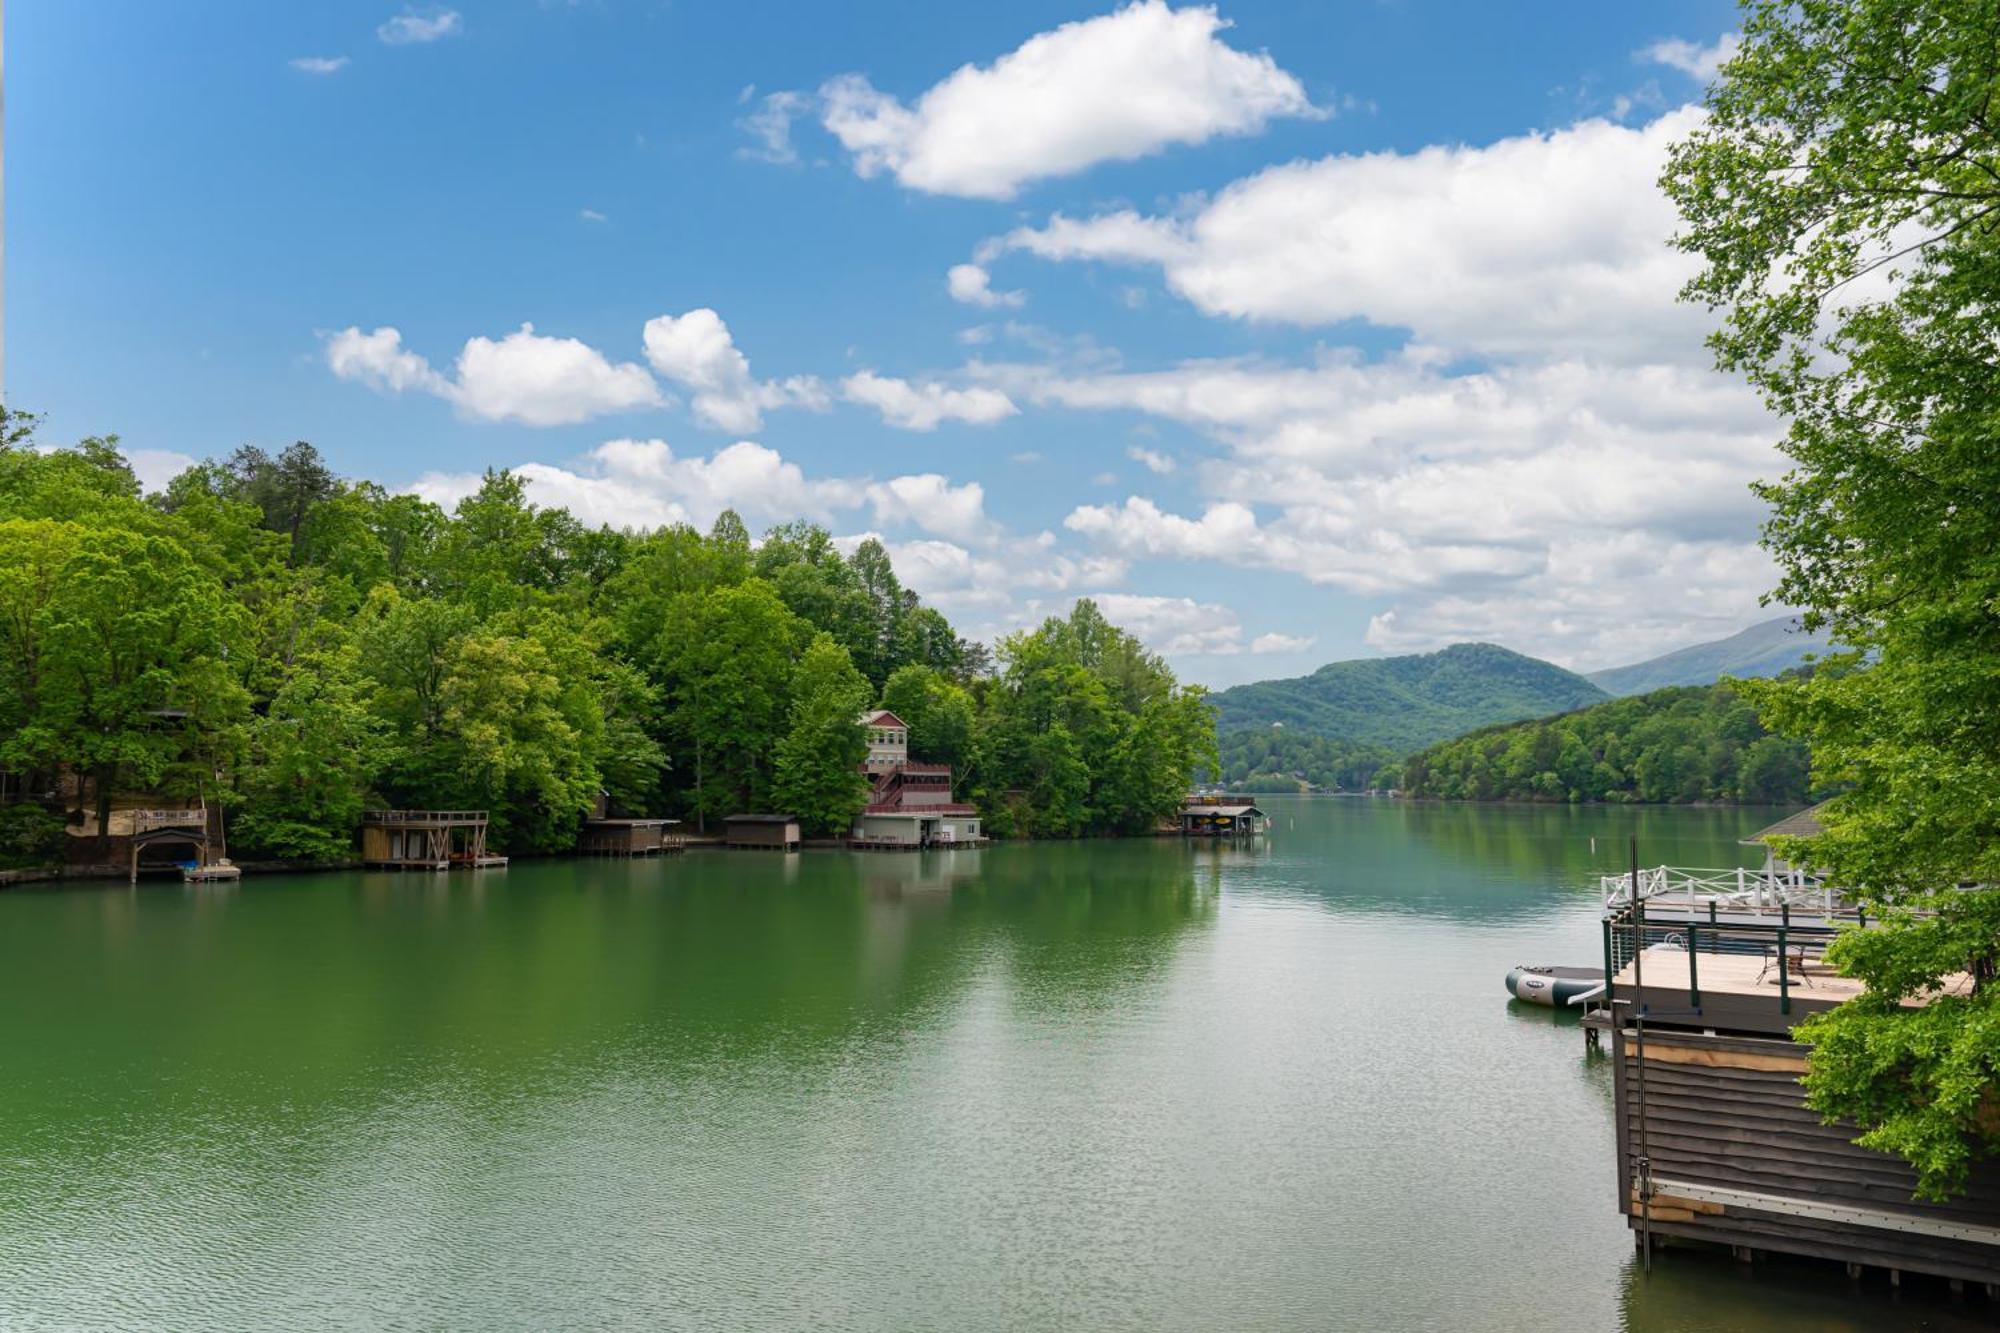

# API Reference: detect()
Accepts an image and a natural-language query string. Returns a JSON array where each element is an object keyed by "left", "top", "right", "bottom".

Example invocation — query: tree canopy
[
  {"left": 0, "top": 419, "right": 1217, "bottom": 864},
  {"left": 1664, "top": 0, "right": 2000, "bottom": 1197}
]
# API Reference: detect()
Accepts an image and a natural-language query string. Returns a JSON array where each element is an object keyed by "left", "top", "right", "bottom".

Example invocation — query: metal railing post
[
  {"left": 1778, "top": 924, "right": 1791, "bottom": 1016},
  {"left": 1687, "top": 923, "right": 1701, "bottom": 1008}
]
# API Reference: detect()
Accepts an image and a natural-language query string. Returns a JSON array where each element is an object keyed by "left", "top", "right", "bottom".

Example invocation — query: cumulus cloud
[
  {"left": 1079, "top": 594, "right": 1309, "bottom": 657},
  {"left": 841, "top": 371, "right": 1018, "bottom": 431},
  {"left": 641, "top": 309, "right": 828, "bottom": 433},
  {"left": 993, "top": 108, "right": 1712, "bottom": 363},
  {"left": 947, "top": 263, "right": 1026, "bottom": 309},
  {"left": 818, "top": 0, "right": 1316, "bottom": 199},
  {"left": 1007, "top": 345, "right": 1783, "bottom": 668},
  {"left": 1640, "top": 34, "right": 1740, "bottom": 83},
  {"left": 378, "top": 8, "right": 462, "bottom": 44},
  {"left": 1127, "top": 445, "right": 1177, "bottom": 474},
  {"left": 289, "top": 56, "right": 350, "bottom": 74},
  {"left": 865, "top": 474, "right": 999, "bottom": 545},
  {"left": 325, "top": 324, "right": 663, "bottom": 426}
]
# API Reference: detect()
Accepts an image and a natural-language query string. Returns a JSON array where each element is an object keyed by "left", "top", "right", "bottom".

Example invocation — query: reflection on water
[{"left": 0, "top": 799, "right": 1981, "bottom": 1330}]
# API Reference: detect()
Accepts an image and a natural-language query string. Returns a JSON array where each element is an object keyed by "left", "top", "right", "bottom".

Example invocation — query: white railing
[{"left": 1600, "top": 863, "right": 1838, "bottom": 915}]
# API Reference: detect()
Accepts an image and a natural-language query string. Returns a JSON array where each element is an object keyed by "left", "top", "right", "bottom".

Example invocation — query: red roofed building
[{"left": 850, "top": 710, "right": 983, "bottom": 848}]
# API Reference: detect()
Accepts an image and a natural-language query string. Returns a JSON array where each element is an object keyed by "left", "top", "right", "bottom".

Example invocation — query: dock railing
[
  {"left": 362, "top": 809, "right": 489, "bottom": 826},
  {"left": 131, "top": 809, "right": 207, "bottom": 833},
  {"left": 1601, "top": 863, "right": 1837, "bottom": 916},
  {"left": 1603, "top": 899, "right": 1846, "bottom": 1019}
]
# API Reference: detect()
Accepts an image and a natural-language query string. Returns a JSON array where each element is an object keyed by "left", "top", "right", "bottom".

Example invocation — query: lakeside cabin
[
  {"left": 1179, "top": 795, "right": 1267, "bottom": 838},
  {"left": 848, "top": 710, "right": 984, "bottom": 850},
  {"left": 725, "top": 814, "right": 801, "bottom": 851},
  {"left": 1591, "top": 828, "right": 2000, "bottom": 1291},
  {"left": 360, "top": 810, "right": 507, "bottom": 870}
]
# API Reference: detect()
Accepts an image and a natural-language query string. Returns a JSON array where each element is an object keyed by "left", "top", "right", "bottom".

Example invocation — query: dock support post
[
  {"left": 1950, "top": 1279, "right": 1964, "bottom": 1297},
  {"left": 1889, "top": 1268, "right": 1901, "bottom": 1289},
  {"left": 1732, "top": 1245, "right": 1754, "bottom": 1265},
  {"left": 1846, "top": 1262, "right": 1863, "bottom": 1281}
]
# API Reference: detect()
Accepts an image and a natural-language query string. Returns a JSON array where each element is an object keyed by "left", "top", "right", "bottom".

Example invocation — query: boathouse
[
  {"left": 1595, "top": 895, "right": 2000, "bottom": 1288},
  {"left": 125, "top": 808, "right": 214, "bottom": 882},
  {"left": 578, "top": 818, "right": 682, "bottom": 856},
  {"left": 724, "top": 814, "right": 800, "bottom": 851},
  {"left": 1179, "top": 796, "right": 1266, "bottom": 837},
  {"left": 360, "top": 810, "right": 507, "bottom": 870}
]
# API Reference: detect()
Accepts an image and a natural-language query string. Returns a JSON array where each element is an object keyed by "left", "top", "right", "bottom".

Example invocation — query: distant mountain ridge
[
  {"left": 1586, "top": 616, "right": 1833, "bottom": 696},
  {"left": 1210, "top": 642, "right": 1609, "bottom": 753}
]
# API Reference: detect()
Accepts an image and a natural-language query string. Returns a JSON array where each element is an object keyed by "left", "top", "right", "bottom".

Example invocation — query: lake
[{"left": 0, "top": 798, "right": 1983, "bottom": 1330}]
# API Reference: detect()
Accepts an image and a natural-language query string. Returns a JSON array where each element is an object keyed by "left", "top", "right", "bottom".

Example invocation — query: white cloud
[
  {"left": 325, "top": 324, "right": 663, "bottom": 426},
  {"left": 947, "top": 263, "right": 1025, "bottom": 309},
  {"left": 325, "top": 326, "right": 450, "bottom": 396},
  {"left": 1080, "top": 594, "right": 1308, "bottom": 657},
  {"left": 841, "top": 371, "right": 1018, "bottom": 431},
  {"left": 1126, "top": 444, "right": 1176, "bottom": 474},
  {"left": 580, "top": 208, "right": 608, "bottom": 223},
  {"left": 451, "top": 325, "right": 662, "bottom": 426},
  {"left": 738, "top": 90, "right": 812, "bottom": 165},
  {"left": 818, "top": 0, "right": 1316, "bottom": 199},
  {"left": 641, "top": 308, "right": 827, "bottom": 433},
  {"left": 994, "top": 108, "right": 1712, "bottom": 363},
  {"left": 410, "top": 439, "right": 864, "bottom": 532},
  {"left": 1640, "top": 34, "right": 1740, "bottom": 83},
  {"left": 865, "top": 474, "right": 999, "bottom": 545},
  {"left": 1250, "top": 631, "right": 1314, "bottom": 654},
  {"left": 289, "top": 56, "right": 350, "bottom": 74},
  {"left": 1012, "top": 346, "right": 1782, "bottom": 668},
  {"left": 125, "top": 449, "right": 200, "bottom": 494},
  {"left": 378, "top": 8, "right": 462, "bottom": 45}
]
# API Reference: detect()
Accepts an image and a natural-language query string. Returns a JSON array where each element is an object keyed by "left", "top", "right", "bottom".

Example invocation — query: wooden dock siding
[
  {"left": 1610, "top": 1025, "right": 2000, "bottom": 1284},
  {"left": 724, "top": 814, "right": 800, "bottom": 851}
]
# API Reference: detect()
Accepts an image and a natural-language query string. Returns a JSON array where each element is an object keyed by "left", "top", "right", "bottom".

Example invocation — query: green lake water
[{"left": 0, "top": 798, "right": 1985, "bottom": 1331}]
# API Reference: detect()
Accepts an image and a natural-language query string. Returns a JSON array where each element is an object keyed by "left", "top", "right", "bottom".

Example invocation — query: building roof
[
  {"left": 1183, "top": 804, "right": 1265, "bottom": 818},
  {"left": 725, "top": 813, "right": 799, "bottom": 825},
  {"left": 1743, "top": 801, "right": 1829, "bottom": 845},
  {"left": 859, "top": 710, "right": 909, "bottom": 729}
]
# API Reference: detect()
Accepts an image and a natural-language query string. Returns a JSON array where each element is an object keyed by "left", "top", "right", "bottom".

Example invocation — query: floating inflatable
[{"left": 1505, "top": 964, "right": 1606, "bottom": 1007}]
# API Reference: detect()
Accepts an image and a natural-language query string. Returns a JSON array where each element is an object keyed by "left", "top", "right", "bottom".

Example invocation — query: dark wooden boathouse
[
  {"left": 724, "top": 814, "right": 800, "bottom": 851},
  {"left": 578, "top": 818, "right": 682, "bottom": 856},
  {"left": 1596, "top": 903, "right": 2000, "bottom": 1290},
  {"left": 1178, "top": 796, "right": 1266, "bottom": 837}
]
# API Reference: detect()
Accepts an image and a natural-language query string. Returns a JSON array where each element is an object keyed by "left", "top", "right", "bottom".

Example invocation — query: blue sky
[{"left": 15, "top": 1, "right": 1757, "bottom": 686}]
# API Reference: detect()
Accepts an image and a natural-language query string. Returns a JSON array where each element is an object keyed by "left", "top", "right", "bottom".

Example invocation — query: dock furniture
[
  {"left": 724, "top": 814, "right": 801, "bottom": 851},
  {"left": 360, "top": 810, "right": 507, "bottom": 870}
]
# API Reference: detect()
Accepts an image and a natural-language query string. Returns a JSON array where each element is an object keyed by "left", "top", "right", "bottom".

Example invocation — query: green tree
[
  {"left": 773, "top": 633, "right": 872, "bottom": 835},
  {"left": 1664, "top": 0, "right": 2000, "bottom": 1197},
  {"left": 880, "top": 664, "right": 976, "bottom": 775},
  {"left": 653, "top": 580, "right": 808, "bottom": 828},
  {"left": 234, "top": 647, "right": 387, "bottom": 860}
]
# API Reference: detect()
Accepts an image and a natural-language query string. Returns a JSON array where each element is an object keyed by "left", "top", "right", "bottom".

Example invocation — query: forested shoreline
[
  {"left": 0, "top": 410, "right": 1216, "bottom": 868},
  {"left": 1389, "top": 682, "right": 1813, "bottom": 805}
]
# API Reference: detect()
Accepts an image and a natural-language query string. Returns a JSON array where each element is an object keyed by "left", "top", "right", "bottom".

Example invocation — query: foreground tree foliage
[
  {"left": 1666, "top": 0, "right": 2000, "bottom": 1197},
  {"left": 0, "top": 418, "right": 1214, "bottom": 861}
]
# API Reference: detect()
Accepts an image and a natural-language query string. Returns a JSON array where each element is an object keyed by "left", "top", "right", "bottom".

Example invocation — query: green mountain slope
[
  {"left": 1585, "top": 616, "right": 1833, "bottom": 696},
  {"left": 1210, "top": 643, "right": 1609, "bottom": 753}
]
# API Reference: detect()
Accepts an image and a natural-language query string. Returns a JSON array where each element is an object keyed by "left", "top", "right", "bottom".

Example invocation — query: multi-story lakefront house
[{"left": 849, "top": 709, "right": 983, "bottom": 849}]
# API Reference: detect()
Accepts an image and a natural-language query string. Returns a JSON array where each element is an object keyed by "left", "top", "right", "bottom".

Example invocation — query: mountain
[
  {"left": 1585, "top": 616, "right": 1834, "bottom": 696},
  {"left": 1209, "top": 642, "right": 1609, "bottom": 753}
]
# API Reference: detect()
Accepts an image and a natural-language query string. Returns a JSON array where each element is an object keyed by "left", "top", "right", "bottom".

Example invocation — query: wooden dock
[
  {"left": 1600, "top": 901, "right": 2000, "bottom": 1287},
  {"left": 578, "top": 818, "right": 683, "bottom": 857}
]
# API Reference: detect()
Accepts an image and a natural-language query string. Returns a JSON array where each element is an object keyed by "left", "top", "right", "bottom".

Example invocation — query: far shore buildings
[{"left": 849, "top": 710, "right": 983, "bottom": 849}]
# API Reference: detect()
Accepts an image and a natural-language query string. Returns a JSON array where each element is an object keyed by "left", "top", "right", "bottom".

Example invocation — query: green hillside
[
  {"left": 1209, "top": 642, "right": 1609, "bottom": 754},
  {"left": 1586, "top": 616, "right": 1832, "bottom": 696},
  {"left": 1392, "top": 681, "right": 1811, "bottom": 805}
]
